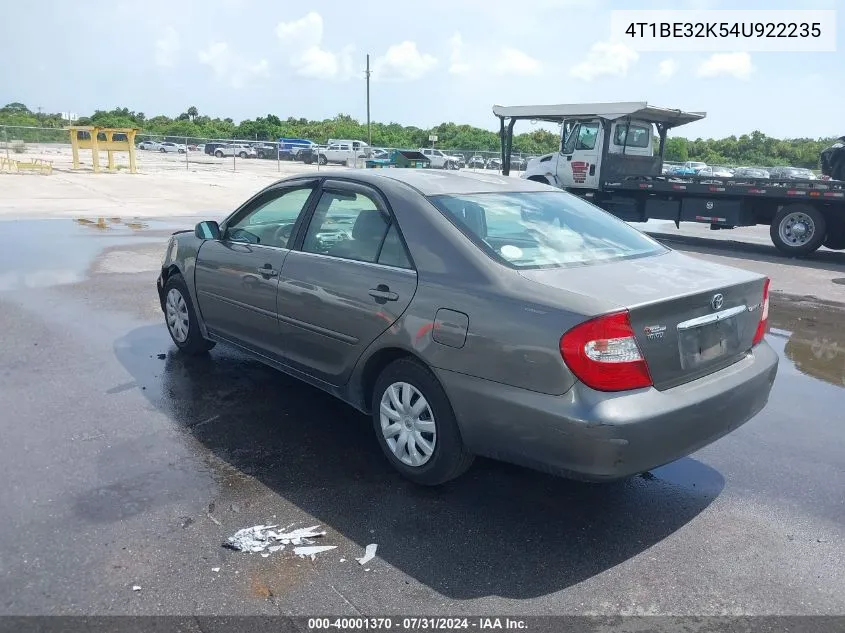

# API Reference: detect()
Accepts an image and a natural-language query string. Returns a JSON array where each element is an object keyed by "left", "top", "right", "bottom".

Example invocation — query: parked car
[
  {"left": 279, "top": 138, "right": 316, "bottom": 160},
  {"left": 299, "top": 145, "right": 327, "bottom": 165},
  {"left": 733, "top": 167, "right": 770, "bottom": 179},
  {"left": 254, "top": 143, "right": 279, "bottom": 160},
  {"left": 203, "top": 142, "right": 226, "bottom": 156},
  {"left": 510, "top": 156, "right": 527, "bottom": 170},
  {"left": 486, "top": 157, "right": 502, "bottom": 170},
  {"left": 159, "top": 142, "right": 186, "bottom": 154},
  {"left": 137, "top": 140, "right": 162, "bottom": 151},
  {"left": 157, "top": 170, "right": 777, "bottom": 485},
  {"left": 419, "top": 148, "right": 462, "bottom": 170},
  {"left": 768, "top": 166, "right": 817, "bottom": 180},
  {"left": 317, "top": 141, "right": 368, "bottom": 165},
  {"left": 696, "top": 166, "right": 734, "bottom": 178},
  {"left": 467, "top": 155, "right": 486, "bottom": 169},
  {"left": 213, "top": 144, "right": 257, "bottom": 159}
]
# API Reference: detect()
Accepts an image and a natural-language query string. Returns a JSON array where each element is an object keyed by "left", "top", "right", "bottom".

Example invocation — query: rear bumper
[{"left": 437, "top": 341, "right": 779, "bottom": 481}]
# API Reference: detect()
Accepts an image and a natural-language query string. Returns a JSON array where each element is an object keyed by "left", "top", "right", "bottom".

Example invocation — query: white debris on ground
[
  {"left": 211, "top": 568, "right": 220, "bottom": 573},
  {"left": 294, "top": 545, "right": 338, "bottom": 560},
  {"left": 132, "top": 585, "right": 141, "bottom": 591},
  {"left": 225, "top": 524, "right": 327, "bottom": 554},
  {"left": 356, "top": 544, "right": 378, "bottom": 566}
]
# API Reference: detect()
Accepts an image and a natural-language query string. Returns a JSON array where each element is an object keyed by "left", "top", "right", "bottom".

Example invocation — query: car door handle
[
  {"left": 369, "top": 286, "right": 398, "bottom": 301},
  {"left": 257, "top": 264, "right": 278, "bottom": 278}
]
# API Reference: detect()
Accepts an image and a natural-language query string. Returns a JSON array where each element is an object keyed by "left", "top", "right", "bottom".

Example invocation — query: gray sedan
[{"left": 157, "top": 170, "right": 778, "bottom": 485}]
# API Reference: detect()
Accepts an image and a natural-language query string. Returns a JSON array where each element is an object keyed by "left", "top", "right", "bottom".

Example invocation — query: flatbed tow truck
[{"left": 494, "top": 102, "right": 845, "bottom": 256}]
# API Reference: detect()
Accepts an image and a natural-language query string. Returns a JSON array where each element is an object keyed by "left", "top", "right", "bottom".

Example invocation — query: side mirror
[{"left": 195, "top": 220, "right": 221, "bottom": 240}]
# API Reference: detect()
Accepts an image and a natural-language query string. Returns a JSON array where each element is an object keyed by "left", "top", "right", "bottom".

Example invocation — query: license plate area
[{"left": 677, "top": 306, "right": 746, "bottom": 371}]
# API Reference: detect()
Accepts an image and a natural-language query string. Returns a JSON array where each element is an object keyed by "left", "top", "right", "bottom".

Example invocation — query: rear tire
[
  {"left": 770, "top": 204, "right": 826, "bottom": 256},
  {"left": 215, "top": 150, "right": 223, "bottom": 158},
  {"left": 372, "top": 358, "right": 474, "bottom": 486},
  {"left": 163, "top": 274, "right": 215, "bottom": 355},
  {"left": 239, "top": 151, "right": 247, "bottom": 158}
]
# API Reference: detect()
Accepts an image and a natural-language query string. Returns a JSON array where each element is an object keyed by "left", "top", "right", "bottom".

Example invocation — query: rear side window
[
  {"left": 429, "top": 191, "right": 666, "bottom": 269},
  {"left": 613, "top": 124, "right": 650, "bottom": 148}
]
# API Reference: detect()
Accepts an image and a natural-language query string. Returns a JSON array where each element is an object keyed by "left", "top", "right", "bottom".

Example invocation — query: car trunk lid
[{"left": 519, "top": 250, "right": 767, "bottom": 390}]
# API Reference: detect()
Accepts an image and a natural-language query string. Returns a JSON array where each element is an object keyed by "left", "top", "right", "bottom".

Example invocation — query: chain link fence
[
  {"left": 4, "top": 125, "right": 812, "bottom": 178},
  {"left": 0, "top": 125, "right": 539, "bottom": 176}
]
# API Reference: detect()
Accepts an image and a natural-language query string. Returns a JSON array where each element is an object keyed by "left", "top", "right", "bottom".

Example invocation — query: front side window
[
  {"left": 302, "top": 190, "right": 389, "bottom": 263},
  {"left": 226, "top": 186, "right": 315, "bottom": 247},
  {"left": 613, "top": 124, "right": 650, "bottom": 148},
  {"left": 429, "top": 191, "right": 666, "bottom": 269},
  {"left": 575, "top": 123, "right": 600, "bottom": 151}
]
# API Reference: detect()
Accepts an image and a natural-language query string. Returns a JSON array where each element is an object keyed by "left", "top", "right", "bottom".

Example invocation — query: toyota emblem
[
  {"left": 706, "top": 201, "right": 714, "bottom": 210},
  {"left": 711, "top": 293, "right": 724, "bottom": 310}
]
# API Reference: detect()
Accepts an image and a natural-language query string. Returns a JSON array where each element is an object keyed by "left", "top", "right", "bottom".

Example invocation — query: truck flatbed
[{"left": 605, "top": 175, "right": 845, "bottom": 201}]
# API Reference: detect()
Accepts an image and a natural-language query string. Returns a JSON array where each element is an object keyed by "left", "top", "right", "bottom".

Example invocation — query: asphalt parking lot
[{"left": 0, "top": 165, "right": 844, "bottom": 617}]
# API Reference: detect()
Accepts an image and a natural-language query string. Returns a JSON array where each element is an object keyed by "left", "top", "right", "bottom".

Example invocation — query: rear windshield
[{"left": 428, "top": 191, "right": 666, "bottom": 269}]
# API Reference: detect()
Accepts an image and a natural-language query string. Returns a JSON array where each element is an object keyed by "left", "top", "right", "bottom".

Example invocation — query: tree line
[{"left": 1, "top": 102, "right": 833, "bottom": 169}]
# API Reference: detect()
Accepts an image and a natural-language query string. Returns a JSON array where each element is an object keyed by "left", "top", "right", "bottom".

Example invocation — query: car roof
[{"left": 289, "top": 169, "right": 555, "bottom": 195}]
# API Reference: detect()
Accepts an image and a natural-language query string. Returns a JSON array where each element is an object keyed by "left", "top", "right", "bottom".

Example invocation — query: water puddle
[
  {"left": 768, "top": 297, "right": 845, "bottom": 390},
  {"left": 0, "top": 217, "right": 193, "bottom": 291}
]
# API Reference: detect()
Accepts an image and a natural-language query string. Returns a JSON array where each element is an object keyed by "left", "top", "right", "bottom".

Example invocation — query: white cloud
[
  {"left": 494, "top": 48, "right": 541, "bottom": 76},
  {"left": 154, "top": 27, "right": 179, "bottom": 67},
  {"left": 657, "top": 58, "right": 679, "bottom": 80},
  {"left": 198, "top": 42, "right": 270, "bottom": 89},
  {"left": 448, "top": 32, "right": 471, "bottom": 74},
  {"left": 276, "top": 12, "right": 356, "bottom": 81},
  {"left": 372, "top": 41, "right": 437, "bottom": 82},
  {"left": 570, "top": 40, "right": 639, "bottom": 81},
  {"left": 697, "top": 52, "right": 755, "bottom": 80}
]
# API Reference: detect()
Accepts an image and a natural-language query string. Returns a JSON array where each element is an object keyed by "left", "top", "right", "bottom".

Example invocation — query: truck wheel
[
  {"left": 770, "top": 204, "right": 826, "bottom": 256},
  {"left": 318, "top": 155, "right": 328, "bottom": 165},
  {"left": 215, "top": 150, "right": 223, "bottom": 158}
]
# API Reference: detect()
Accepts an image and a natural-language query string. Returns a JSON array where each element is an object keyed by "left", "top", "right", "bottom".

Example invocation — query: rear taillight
[
  {"left": 752, "top": 277, "right": 770, "bottom": 346},
  {"left": 560, "top": 311, "right": 653, "bottom": 392}
]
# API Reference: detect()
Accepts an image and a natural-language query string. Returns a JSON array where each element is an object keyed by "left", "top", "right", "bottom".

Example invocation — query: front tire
[
  {"left": 215, "top": 150, "right": 223, "bottom": 158},
  {"left": 770, "top": 204, "right": 826, "bottom": 256},
  {"left": 163, "top": 274, "right": 215, "bottom": 355},
  {"left": 239, "top": 151, "right": 247, "bottom": 158},
  {"left": 372, "top": 358, "right": 473, "bottom": 486},
  {"left": 318, "top": 154, "right": 328, "bottom": 165}
]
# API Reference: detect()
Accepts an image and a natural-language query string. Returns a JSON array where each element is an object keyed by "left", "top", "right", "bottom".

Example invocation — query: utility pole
[{"left": 365, "top": 54, "right": 371, "bottom": 150}]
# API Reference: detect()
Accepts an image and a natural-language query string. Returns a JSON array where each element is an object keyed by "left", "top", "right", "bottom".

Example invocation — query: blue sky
[{"left": 2, "top": 0, "right": 841, "bottom": 139}]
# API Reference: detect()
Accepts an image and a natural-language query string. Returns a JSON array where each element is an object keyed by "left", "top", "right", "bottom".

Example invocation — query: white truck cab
[
  {"left": 494, "top": 102, "right": 704, "bottom": 191},
  {"left": 522, "top": 117, "right": 655, "bottom": 189}
]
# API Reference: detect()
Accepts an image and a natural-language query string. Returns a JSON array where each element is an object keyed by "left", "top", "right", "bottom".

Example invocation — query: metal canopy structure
[
  {"left": 492, "top": 102, "right": 706, "bottom": 128},
  {"left": 493, "top": 102, "right": 706, "bottom": 176}
]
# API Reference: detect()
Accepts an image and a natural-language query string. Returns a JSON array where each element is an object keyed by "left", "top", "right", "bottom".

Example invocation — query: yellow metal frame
[
  {"left": 0, "top": 156, "right": 53, "bottom": 174},
  {"left": 67, "top": 126, "right": 138, "bottom": 173}
]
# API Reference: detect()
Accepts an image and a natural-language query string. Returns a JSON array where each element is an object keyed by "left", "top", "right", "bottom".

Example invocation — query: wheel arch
[
  {"left": 352, "top": 346, "right": 431, "bottom": 414},
  {"left": 527, "top": 174, "right": 554, "bottom": 187}
]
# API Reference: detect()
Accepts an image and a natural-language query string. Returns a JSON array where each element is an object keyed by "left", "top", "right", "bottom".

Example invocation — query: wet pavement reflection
[
  {"left": 769, "top": 297, "right": 845, "bottom": 389},
  {"left": 0, "top": 218, "right": 186, "bottom": 291}
]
